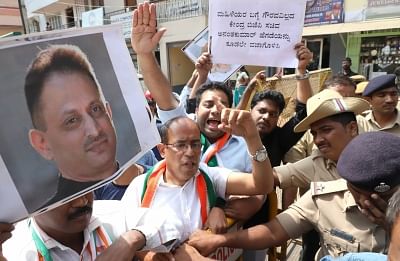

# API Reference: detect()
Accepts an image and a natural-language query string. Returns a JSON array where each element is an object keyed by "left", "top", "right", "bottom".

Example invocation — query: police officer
[
  {"left": 188, "top": 131, "right": 400, "bottom": 260},
  {"left": 362, "top": 74, "right": 400, "bottom": 136}
]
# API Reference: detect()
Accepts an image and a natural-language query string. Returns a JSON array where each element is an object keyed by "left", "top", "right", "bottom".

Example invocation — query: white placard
[
  {"left": 82, "top": 7, "right": 104, "bottom": 28},
  {"left": 209, "top": 0, "right": 307, "bottom": 68},
  {"left": 182, "top": 27, "right": 241, "bottom": 82}
]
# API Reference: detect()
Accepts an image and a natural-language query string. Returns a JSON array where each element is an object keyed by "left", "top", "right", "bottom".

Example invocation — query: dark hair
[
  {"left": 343, "top": 57, "right": 352, "bottom": 63},
  {"left": 239, "top": 66, "right": 249, "bottom": 76},
  {"left": 323, "top": 75, "right": 356, "bottom": 90},
  {"left": 24, "top": 44, "right": 101, "bottom": 130},
  {"left": 250, "top": 90, "right": 285, "bottom": 113},
  {"left": 325, "top": 112, "right": 357, "bottom": 129},
  {"left": 195, "top": 82, "right": 233, "bottom": 108},
  {"left": 386, "top": 188, "right": 400, "bottom": 238},
  {"left": 159, "top": 116, "right": 199, "bottom": 144}
]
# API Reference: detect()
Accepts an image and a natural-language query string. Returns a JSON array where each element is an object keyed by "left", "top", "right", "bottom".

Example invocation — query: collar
[
  {"left": 365, "top": 109, "right": 400, "bottom": 129},
  {"left": 310, "top": 149, "right": 337, "bottom": 170},
  {"left": 31, "top": 216, "right": 102, "bottom": 253}
]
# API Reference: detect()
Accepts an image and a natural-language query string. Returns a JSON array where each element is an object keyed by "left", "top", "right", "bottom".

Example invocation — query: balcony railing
[
  {"left": 155, "top": 0, "right": 209, "bottom": 23},
  {"left": 103, "top": 0, "right": 209, "bottom": 26}
]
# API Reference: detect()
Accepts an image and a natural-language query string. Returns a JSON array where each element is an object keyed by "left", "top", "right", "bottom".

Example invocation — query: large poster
[
  {"left": 0, "top": 25, "right": 160, "bottom": 222},
  {"left": 304, "top": 0, "right": 344, "bottom": 26}
]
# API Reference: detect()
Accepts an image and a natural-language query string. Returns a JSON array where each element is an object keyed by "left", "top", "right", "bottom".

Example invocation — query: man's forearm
[
  {"left": 215, "top": 220, "right": 289, "bottom": 250},
  {"left": 295, "top": 74, "right": 312, "bottom": 104},
  {"left": 189, "top": 74, "right": 208, "bottom": 99},
  {"left": 138, "top": 53, "right": 178, "bottom": 110},
  {"left": 246, "top": 135, "right": 274, "bottom": 194},
  {"left": 97, "top": 230, "right": 145, "bottom": 261}
]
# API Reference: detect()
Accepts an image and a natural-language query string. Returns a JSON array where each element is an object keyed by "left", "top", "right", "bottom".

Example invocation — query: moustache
[
  {"left": 68, "top": 205, "right": 93, "bottom": 220},
  {"left": 84, "top": 132, "right": 107, "bottom": 150}
]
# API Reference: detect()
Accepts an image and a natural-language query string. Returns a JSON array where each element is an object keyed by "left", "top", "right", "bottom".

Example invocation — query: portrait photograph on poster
[
  {"left": 0, "top": 25, "right": 160, "bottom": 222},
  {"left": 182, "top": 26, "right": 241, "bottom": 82}
]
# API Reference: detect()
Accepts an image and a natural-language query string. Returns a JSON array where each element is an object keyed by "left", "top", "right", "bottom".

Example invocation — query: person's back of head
[
  {"left": 387, "top": 188, "right": 400, "bottom": 260},
  {"left": 322, "top": 74, "right": 356, "bottom": 97}
]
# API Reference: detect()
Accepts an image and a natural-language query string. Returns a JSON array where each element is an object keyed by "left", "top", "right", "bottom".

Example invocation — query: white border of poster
[{"left": 0, "top": 25, "right": 159, "bottom": 222}]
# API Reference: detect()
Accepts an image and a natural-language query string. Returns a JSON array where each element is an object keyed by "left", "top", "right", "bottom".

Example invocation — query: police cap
[{"left": 337, "top": 131, "right": 400, "bottom": 192}]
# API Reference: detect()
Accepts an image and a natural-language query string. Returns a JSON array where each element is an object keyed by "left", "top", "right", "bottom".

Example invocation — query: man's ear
[
  {"left": 28, "top": 129, "right": 53, "bottom": 160},
  {"left": 156, "top": 143, "right": 166, "bottom": 159},
  {"left": 105, "top": 102, "right": 113, "bottom": 119},
  {"left": 348, "top": 121, "right": 359, "bottom": 137}
]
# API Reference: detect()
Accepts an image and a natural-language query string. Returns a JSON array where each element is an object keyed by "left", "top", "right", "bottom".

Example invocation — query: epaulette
[{"left": 311, "top": 179, "right": 347, "bottom": 197}]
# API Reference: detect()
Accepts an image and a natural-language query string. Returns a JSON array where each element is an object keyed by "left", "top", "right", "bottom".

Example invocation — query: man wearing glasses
[{"left": 121, "top": 110, "right": 274, "bottom": 260}]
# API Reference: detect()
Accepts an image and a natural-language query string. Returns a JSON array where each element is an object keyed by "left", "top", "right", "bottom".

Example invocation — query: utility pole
[{"left": 18, "top": 0, "right": 28, "bottom": 34}]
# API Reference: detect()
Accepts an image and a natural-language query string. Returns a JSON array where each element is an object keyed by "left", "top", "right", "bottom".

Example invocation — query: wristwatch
[
  {"left": 295, "top": 70, "right": 310, "bottom": 80},
  {"left": 250, "top": 146, "right": 268, "bottom": 162}
]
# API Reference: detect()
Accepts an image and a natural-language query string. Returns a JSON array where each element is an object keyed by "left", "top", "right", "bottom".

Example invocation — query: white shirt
[
  {"left": 121, "top": 162, "right": 231, "bottom": 241},
  {"left": 3, "top": 201, "right": 182, "bottom": 261}
]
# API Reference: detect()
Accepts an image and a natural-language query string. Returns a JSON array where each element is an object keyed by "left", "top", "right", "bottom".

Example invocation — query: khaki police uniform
[
  {"left": 360, "top": 109, "right": 400, "bottom": 136},
  {"left": 276, "top": 179, "right": 388, "bottom": 260},
  {"left": 284, "top": 115, "right": 370, "bottom": 164},
  {"left": 276, "top": 149, "right": 340, "bottom": 189}
]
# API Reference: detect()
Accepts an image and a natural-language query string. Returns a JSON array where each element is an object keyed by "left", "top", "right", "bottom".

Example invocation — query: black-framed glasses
[{"left": 164, "top": 141, "right": 202, "bottom": 152}]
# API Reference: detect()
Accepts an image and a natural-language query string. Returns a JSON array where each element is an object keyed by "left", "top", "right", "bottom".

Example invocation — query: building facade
[
  {"left": 23, "top": 0, "right": 400, "bottom": 87},
  {"left": 0, "top": 0, "right": 23, "bottom": 36}
]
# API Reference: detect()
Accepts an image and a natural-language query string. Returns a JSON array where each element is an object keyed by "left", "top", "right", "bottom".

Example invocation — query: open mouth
[{"left": 206, "top": 119, "right": 221, "bottom": 130}]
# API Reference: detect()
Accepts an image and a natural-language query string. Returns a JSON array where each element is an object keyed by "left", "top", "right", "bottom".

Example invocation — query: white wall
[{"left": 159, "top": 15, "right": 207, "bottom": 77}]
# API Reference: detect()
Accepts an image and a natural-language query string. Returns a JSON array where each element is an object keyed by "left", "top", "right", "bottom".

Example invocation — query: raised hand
[
  {"left": 294, "top": 42, "right": 313, "bottom": 72},
  {"left": 219, "top": 108, "right": 258, "bottom": 139},
  {"left": 195, "top": 53, "right": 213, "bottom": 79},
  {"left": 247, "top": 70, "right": 266, "bottom": 89},
  {"left": 360, "top": 193, "right": 388, "bottom": 227},
  {"left": 131, "top": 2, "right": 166, "bottom": 55}
]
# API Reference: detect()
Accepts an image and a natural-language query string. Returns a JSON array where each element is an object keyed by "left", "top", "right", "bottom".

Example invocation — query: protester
[
  {"left": 340, "top": 57, "right": 357, "bottom": 77},
  {"left": 122, "top": 111, "right": 273, "bottom": 259},
  {"left": 233, "top": 66, "right": 249, "bottom": 107},
  {"left": 2, "top": 192, "right": 183, "bottom": 260},
  {"left": 131, "top": 3, "right": 267, "bottom": 245}
]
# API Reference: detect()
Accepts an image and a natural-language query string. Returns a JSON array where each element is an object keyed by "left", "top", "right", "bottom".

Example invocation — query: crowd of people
[{"left": 1, "top": 2, "right": 400, "bottom": 261}]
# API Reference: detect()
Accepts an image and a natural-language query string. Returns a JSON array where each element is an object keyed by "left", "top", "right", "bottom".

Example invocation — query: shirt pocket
[{"left": 321, "top": 229, "right": 360, "bottom": 256}]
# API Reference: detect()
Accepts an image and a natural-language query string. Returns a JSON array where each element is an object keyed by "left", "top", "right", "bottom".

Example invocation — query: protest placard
[
  {"left": 182, "top": 27, "right": 241, "bottom": 82},
  {"left": 209, "top": 0, "right": 307, "bottom": 68},
  {"left": 0, "top": 25, "right": 159, "bottom": 222}
]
